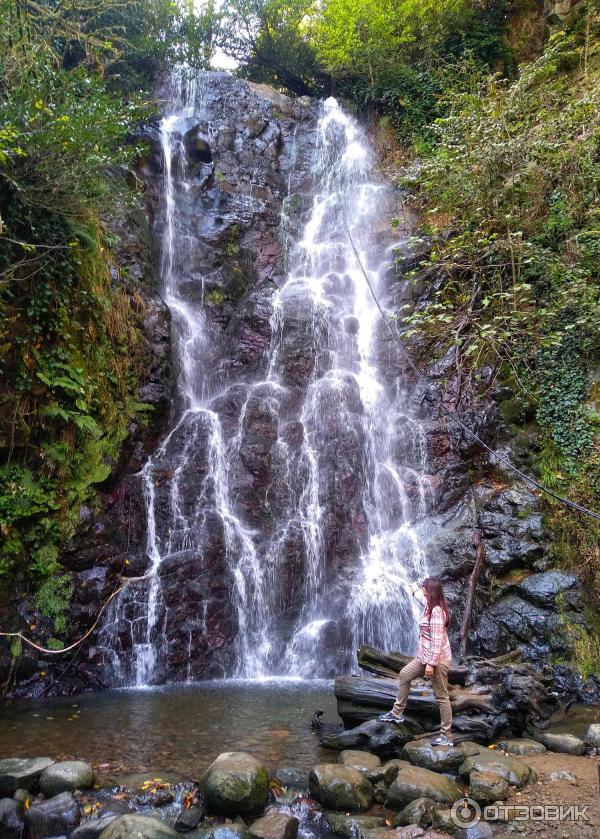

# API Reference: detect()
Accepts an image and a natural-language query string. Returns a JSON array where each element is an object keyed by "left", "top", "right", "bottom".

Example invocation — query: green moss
[{"left": 206, "top": 288, "right": 226, "bottom": 306}]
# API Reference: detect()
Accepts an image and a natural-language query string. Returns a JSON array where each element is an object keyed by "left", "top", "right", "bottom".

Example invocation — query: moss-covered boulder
[
  {"left": 339, "top": 751, "right": 381, "bottom": 774},
  {"left": 322, "top": 813, "right": 386, "bottom": 839},
  {"left": 468, "top": 770, "right": 510, "bottom": 803},
  {"left": 458, "top": 750, "right": 534, "bottom": 787},
  {"left": 201, "top": 753, "right": 269, "bottom": 818},
  {"left": 309, "top": 765, "right": 373, "bottom": 812},
  {"left": 402, "top": 739, "right": 476, "bottom": 772},
  {"left": 393, "top": 796, "right": 439, "bottom": 828},
  {"left": 385, "top": 765, "right": 462, "bottom": 809}
]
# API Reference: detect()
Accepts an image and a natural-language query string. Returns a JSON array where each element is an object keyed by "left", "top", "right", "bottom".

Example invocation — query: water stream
[{"left": 99, "top": 72, "right": 431, "bottom": 686}]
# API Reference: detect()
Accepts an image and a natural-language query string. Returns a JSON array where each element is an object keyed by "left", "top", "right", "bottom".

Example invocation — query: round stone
[
  {"left": 339, "top": 751, "right": 381, "bottom": 773},
  {"left": 40, "top": 760, "right": 93, "bottom": 797},
  {"left": 309, "top": 764, "right": 374, "bottom": 812},
  {"left": 201, "top": 752, "right": 269, "bottom": 818}
]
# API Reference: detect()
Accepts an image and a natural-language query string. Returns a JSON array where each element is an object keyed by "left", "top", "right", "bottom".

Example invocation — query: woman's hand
[{"left": 425, "top": 664, "right": 434, "bottom": 677}]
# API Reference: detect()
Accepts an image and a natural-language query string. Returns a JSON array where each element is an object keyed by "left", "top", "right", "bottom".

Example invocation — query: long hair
[{"left": 422, "top": 577, "right": 450, "bottom": 626}]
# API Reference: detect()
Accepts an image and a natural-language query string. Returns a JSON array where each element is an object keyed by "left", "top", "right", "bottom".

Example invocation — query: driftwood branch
[{"left": 458, "top": 528, "right": 486, "bottom": 661}]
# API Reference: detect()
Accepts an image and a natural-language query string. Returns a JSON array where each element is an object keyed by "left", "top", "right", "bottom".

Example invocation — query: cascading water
[{"left": 99, "top": 72, "right": 432, "bottom": 685}]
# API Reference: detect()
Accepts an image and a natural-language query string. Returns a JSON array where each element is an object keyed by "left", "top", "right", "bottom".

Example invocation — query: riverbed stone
[
  {"left": 385, "top": 765, "right": 462, "bottom": 809},
  {"left": 39, "top": 760, "right": 93, "bottom": 796},
  {"left": 393, "top": 797, "right": 438, "bottom": 828},
  {"left": 201, "top": 753, "right": 269, "bottom": 818},
  {"left": 533, "top": 731, "right": 586, "bottom": 755},
  {"left": 365, "top": 759, "right": 412, "bottom": 786},
  {"left": 584, "top": 723, "right": 600, "bottom": 748},
  {"left": 249, "top": 811, "right": 299, "bottom": 839},
  {"left": 402, "top": 739, "right": 469, "bottom": 772},
  {"left": 191, "top": 822, "right": 248, "bottom": 839},
  {"left": 99, "top": 815, "right": 179, "bottom": 839},
  {"left": 70, "top": 816, "right": 119, "bottom": 839},
  {"left": 468, "top": 770, "right": 509, "bottom": 803},
  {"left": 24, "top": 791, "right": 80, "bottom": 839},
  {"left": 493, "top": 738, "right": 546, "bottom": 756},
  {"left": 455, "top": 824, "right": 493, "bottom": 839},
  {"left": 0, "top": 758, "right": 55, "bottom": 796},
  {"left": 458, "top": 751, "right": 533, "bottom": 787},
  {"left": 320, "top": 719, "right": 414, "bottom": 758},
  {"left": 339, "top": 751, "right": 381, "bottom": 773},
  {"left": 323, "top": 814, "right": 386, "bottom": 839},
  {"left": 273, "top": 768, "right": 309, "bottom": 789},
  {"left": 174, "top": 803, "right": 205, "bottom": 832},
  {"left": 0, "top": 798, "right": 25, "bottom": 839},
  {"left": 309, "top": 764, "right": 373, "bottom": 812}
]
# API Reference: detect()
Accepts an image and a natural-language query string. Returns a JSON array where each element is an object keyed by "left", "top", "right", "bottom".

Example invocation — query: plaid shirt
[{"left": 413, "top": 590, "right": 452, "bottom": 665}]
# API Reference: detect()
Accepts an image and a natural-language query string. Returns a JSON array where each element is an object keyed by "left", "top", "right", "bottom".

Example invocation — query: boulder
[
  {"left": 0, "top": 758, "right": 54, "bottom": 796},
  {"left": 0, "top": 798, "right": 25, "bottom": 839},
  {"left": 468, "top": 770, "right": 509, "bottom": 803},
  {"left": 584, "top": 723, "right": 600, "bottom": 748},
  {"left": 70, "top": 817, "right": 119, "bottom": 839},
  {"left": 385, "top": 765, "right": 462, "bottom": 809},
  {"left": 174, "top": 803, "right": 205, "bottom": 832},
  {"left": 24, "top": 791, "right": 80, "bottom": 839},
  {"left": 99, "top": 815, "right": 179, "bottom": 838},
  {"left": 533, "top": 732, "right": 586, "bottom": 755},
  {"left": 39, "top": 760, "right": 93, "bottom": 796},
  {"left": 365, "top": 759, "right": 412, "bottom": 787},
  {"left": 516, "top": 571, "right": 579, "bottom": 608},
  {"left": 339, "top": 751, "right": 381, "bottom": 773},
  {"left": 493, "top": 738, "right": 546, "bottom": 756},
  {"left": 458, "top": 751, "right": 533, "bottom": 787},
  {"left": 322, "top": 813, "right": 386, "bottom": 839},
  {"left": 393, "top": 797, "right": 438, "bottom": 828},
  {"left": 249, "top": 812, "right": 299, "bottom": 839},
  {"left": 273, "top": 768, "right": 309, "bottom": 789},
  {"left": 402, "top": 739, "right": 475, "bottom": 772},
  {"left": 192, "top": 823, "right": 248, "bottom": 839},
  {"left": 201, "top": 753, "right": 269, "bottom": 818},
  {"left": 308, "top": 764, "right": 373, "bottom": 812},
  {"left": 321, "top": 719, "right": 413, "bottom": 758}
]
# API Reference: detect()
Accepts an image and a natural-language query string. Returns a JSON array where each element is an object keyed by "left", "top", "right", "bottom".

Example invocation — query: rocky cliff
[{"left": 3, "top": 72, "right": 592, "bottom": 698}]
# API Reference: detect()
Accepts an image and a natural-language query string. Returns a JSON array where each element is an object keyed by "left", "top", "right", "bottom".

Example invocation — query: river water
[{"left": 0, "top": 680, "right": 339, "bottom": 781}]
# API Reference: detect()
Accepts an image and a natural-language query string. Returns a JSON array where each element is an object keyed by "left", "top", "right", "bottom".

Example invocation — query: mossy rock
[
  {"left": 201, "top": 753, "right": 269, "bottom": 818},
  {"left": 309, "top": 764, "right": 373, "bottom": 812}
]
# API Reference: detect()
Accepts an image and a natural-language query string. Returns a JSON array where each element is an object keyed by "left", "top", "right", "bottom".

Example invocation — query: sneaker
[
  {"left": 379, "top": 711, "right": 404, "bottom": 724},
  {"left": 431, "top": 735, "right": 454, "bottom": 746}
]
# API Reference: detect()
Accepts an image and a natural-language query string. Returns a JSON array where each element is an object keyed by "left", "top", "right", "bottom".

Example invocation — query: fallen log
[
  {"left": 357, "top": 644, "right": 468, "bottom": 684},
  {"left": 336, "top": 674, "right": 496, "bottom": 724},
  {"left": 337, "top": 645, "right": 558, "bottom": 739}
]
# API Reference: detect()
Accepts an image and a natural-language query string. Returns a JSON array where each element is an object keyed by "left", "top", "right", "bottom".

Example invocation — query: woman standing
[{"left": 379, "top": 577, "right": 453, "bottom": 746}]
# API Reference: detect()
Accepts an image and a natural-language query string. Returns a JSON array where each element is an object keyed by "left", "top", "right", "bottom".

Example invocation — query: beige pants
[{"left": 392, "top": 657, "right": 452, "bottom": 737}]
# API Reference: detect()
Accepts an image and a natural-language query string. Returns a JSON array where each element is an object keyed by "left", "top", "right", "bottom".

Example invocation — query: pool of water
[{"left": 0, "top": 680, "right": 341, "bottom": 783}]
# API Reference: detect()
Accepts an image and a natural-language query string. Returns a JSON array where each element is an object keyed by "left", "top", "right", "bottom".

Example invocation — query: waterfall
[{"left": 98, "top": 73, "right": 430, "bottom": 685}]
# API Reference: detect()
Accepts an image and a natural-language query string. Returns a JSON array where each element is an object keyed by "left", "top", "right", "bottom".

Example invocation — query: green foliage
[
  {"left": 35, "top": 574, "right": 73, "bottom": 635},
  {"left": 0, "top": 0, "right": 176, "bottom": 622},
  {"left": 219, "top": 0, "right": 327, "bottom": 95},
  {"left": 308, "top": 0, "right": 512, "bottom": 136},
  {"left": 402, "top": 6, "right": 600, "bottom": 583},
  {"left": 405, "top": 14, "right": 600, "bottom": 464}
]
